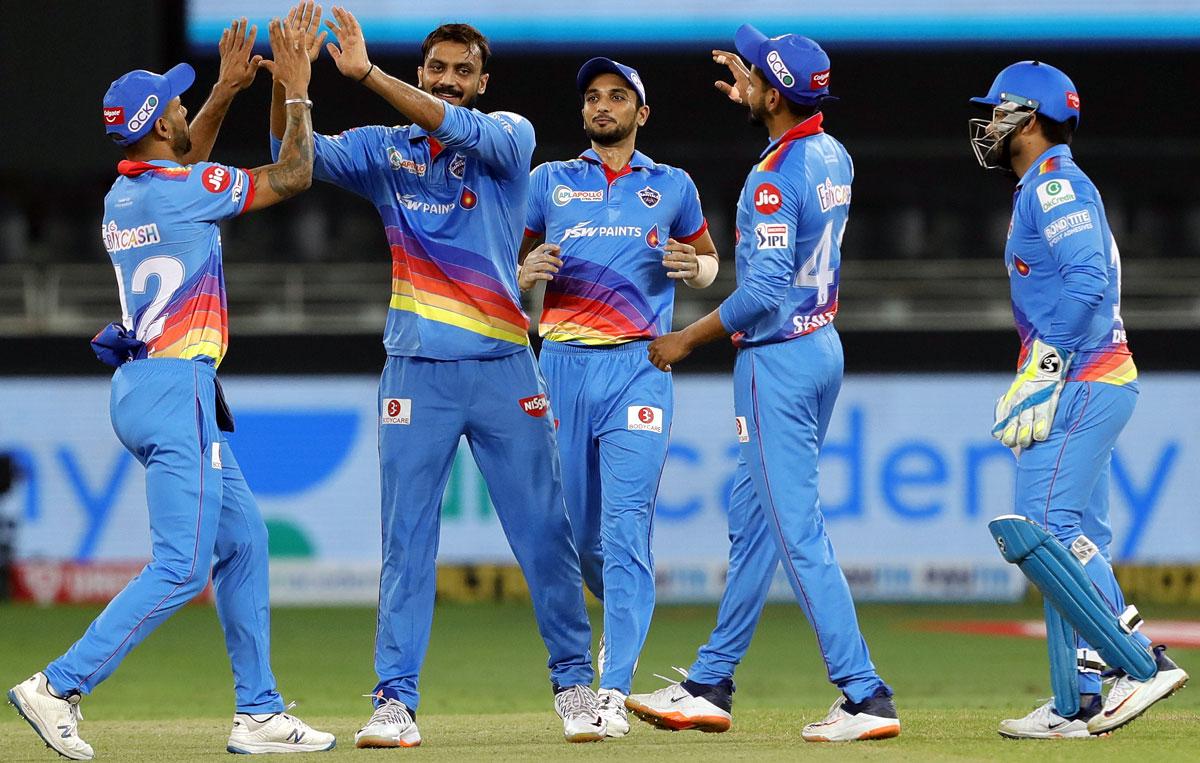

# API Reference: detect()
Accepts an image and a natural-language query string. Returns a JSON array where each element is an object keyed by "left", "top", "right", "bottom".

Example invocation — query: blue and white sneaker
[
  {"left": 1088, "top": 645, "right": 1189, "bottom": 735},
  {"left": 8, "top": 673, "right": 94, "bottom": 760},
  {"left": 227, "top": 704, "right": 335, "bottom": 754}
]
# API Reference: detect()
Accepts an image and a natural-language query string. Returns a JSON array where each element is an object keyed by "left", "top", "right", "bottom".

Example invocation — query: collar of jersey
[
  {"left": 577, "top": 148, "right": 654, "bottom": 172},
  {"left": 117, "top": 158, "right": 182, "bottom": 177},
  {"left": 759, "top": 112, "right": 824, "bottom": 159},
  {"left": 1016, "top": 144, "right": 1073, "bottom": 189}
]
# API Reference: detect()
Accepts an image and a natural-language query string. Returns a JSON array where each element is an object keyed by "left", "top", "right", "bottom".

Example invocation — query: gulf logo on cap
[
  {"left": 754, "top": 183, "right": 783, "bottom": 215},
  {"left": 1066, "top": 91, "right": 1081, "bottom": 110},
  {"left": 103, "top": 107, "right": 125, "bottom": 125}
]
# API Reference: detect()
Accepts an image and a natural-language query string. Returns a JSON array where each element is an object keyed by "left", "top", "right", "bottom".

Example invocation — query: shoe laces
[
  {"left": 555, "top": 685, "right": 598, "bottom": 719},
  {"left": 363, "top": 696, "right": 413, "bottom": 727},
  {"left": 651, "top": 666, "right": 689, "bottom": 684},
  {"left": 815, "top": 695, "right": 848, "bottom": 724},
  {"left": 597, "top": 691, "right": 627, "bottom": 715}
]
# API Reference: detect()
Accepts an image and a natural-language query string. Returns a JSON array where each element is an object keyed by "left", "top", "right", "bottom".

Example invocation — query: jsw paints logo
[
  {"left": 559, "top": 220, "right": 643, "bottom": 242},
  {"left": 519, "top": 394, "right": 550, "bottom": 417},
  {"left": 102, "top": 220, "right": 160, "bottom": 253},
  {"left": 127, "top": 95, "right": 159, "bottom": 133}
]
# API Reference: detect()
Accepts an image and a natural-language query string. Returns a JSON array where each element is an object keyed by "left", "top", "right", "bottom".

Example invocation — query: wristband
[
  {"left": 284, "top": 98, "right": 313, "bottom": 109},
  {"left": 684, "top": 254, "right": 719, "bottom": 289},
  {"left": 358, "top": 64, "right": 376, "bottom": 83}
]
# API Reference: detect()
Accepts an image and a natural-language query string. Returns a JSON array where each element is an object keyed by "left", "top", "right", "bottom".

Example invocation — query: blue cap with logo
[
  {"left": 971, "top": 61, "right": 1080, "bottom": 128},
  {"left": 577, "top": 57, "right": 647, "bottom": 105},
  {"left": 103, "top": 63, "right": 195, "bottom": 146},
  {"left": 734, "top": 24, "right": 835, "bottom": 105}
]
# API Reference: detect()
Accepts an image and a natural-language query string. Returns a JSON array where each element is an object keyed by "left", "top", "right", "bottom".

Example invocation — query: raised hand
[
  {"left": 216, "top": 18, "right": 262, "bottom": 91},
  {"left": 712, "top": 49, "right": 751, "bottom": 104},
  {"left": 286, "top": 1, "right": 328, "bottom": 63},
  {"left": 325, "top": 5, "right": 372, "bottom": 80},
  {"left": 258, "top": 18, "right": 312, "bottom": 96}
]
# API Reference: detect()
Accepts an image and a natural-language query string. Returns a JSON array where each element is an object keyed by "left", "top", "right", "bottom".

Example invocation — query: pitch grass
[{"left": 2, "top": 601, "right": 1198, "bottom": 760}]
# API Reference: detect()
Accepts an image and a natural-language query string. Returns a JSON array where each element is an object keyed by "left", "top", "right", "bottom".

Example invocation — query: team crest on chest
[
  {"left": 637, "top": 185, "right": 662, "bottom": 208},
  {"left": 448, "top": 153, "right": 466, "bottom": 179}
]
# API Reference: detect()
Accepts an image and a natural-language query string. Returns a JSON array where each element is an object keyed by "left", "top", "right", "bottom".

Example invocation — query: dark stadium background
[{"left": 1, "top": 1, "right": 1197, "bottom": 376}]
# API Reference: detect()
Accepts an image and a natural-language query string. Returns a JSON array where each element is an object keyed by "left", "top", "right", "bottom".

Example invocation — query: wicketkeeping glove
[{"left": 992, "top": 339, "right": 1072, "bottom": 450}]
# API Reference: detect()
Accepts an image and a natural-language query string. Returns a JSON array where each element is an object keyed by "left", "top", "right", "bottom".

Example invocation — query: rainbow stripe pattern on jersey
[
  {"left": 540, "top": 260, "right": 659, "bottom": 345},
  {"left": 145, "top": 252, "right": 228, "bottom": 364},
  {"left": 385, "top": 220, "right": 529, "bottom": 346}
]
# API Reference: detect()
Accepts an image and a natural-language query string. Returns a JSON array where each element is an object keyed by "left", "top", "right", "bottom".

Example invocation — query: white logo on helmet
[
  {"left": 127, "top": 94, "right": 160, "bottom": 133},
  {"left": 766, "top": 51, "right": 795, "bottom": 88}
]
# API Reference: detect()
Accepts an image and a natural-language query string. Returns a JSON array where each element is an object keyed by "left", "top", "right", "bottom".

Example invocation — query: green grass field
[{"left": 3, "top": 601, "right": 1197, "bottom": 760}]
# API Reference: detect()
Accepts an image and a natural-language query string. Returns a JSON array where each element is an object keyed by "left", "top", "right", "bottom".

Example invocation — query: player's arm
[
  {"left": 244, "top": 18, "right": 314, "bottom": 211},
  {"left": 1029, "top": 183, "right": 1109, "bottom": 351},
  {"left": 324, "top": 8, "right": 533, "bottom": 177},
  {"left": 649, "top": 172, "right": 796, "bottom": 371},
  {"left": 663, "top": 172, "right": 718, "bottom": 287},
  {"left": 517, "top": 165, "right": 559, "bottom": 290},
  {"left": 181, "top": 18, "right": 262, "bottom": 165},
  {"left": 323, "top": 7, "right": 444, "bottom": 132}
]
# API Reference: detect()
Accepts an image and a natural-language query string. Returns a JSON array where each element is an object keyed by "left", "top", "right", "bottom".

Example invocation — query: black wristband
[{"left": 358, "top": 63, "right": 375, "bottom": 83}]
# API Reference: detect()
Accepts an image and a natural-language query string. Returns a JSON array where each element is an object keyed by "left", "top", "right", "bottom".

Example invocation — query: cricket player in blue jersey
[
  {"left": 518, "top": 57, "right": 719, "bottom": 736},
  {"left": 969, "top": 61, "right": 1188, "bottom": 739},
  {"left": 271, "top": 5, "right": 602, "bottom": 744},
  {"left": 626, "top": 27, "right": 900, "bottom": 743},
  {"left": 6, "top": 19, "right": 336, "bottom": 759}
]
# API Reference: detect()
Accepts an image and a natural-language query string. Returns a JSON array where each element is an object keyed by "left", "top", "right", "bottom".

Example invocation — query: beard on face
[
  {"left": 747, "top": 98, "right": 767, "bottom": 127},
  {"left": 171, "top": 126, "right": 192, "bottom": 156},
  {"left": 584, "top": 117, "right": 636, "bottom": 146}
]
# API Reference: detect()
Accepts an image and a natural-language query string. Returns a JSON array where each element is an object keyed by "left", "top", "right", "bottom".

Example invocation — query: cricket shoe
[
  {"left": 597, "top": 688, "right": 630, "bottom": 737},
  {"left": 625, "top": 667, "right": 732, "bottom": 732},
  {"left": 1088, "top": 645, "right": 1189, "bottom": 735},
  {"left": 997, "top": 695, "right": 1099, "bottom": 739},
  {"left": 355, "top": 697, "right": 421, "bottom": 748},
  {"left": 802, "top": 687, "right": 901, "bottom": 742},
  {"left": 227, "top": 704, "right": 336, "bottom": 754},
  {"left": 7, "top": 672, "right": 94, "bottom": 760},
  {"left": 554, "top": 684, "right": 606, "bottom": 742}
]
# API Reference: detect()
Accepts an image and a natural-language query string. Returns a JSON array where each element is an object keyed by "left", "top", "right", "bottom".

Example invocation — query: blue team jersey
[
  {"left": 718, "top": 114, "right": 851, "bottom": 347},
  {"left": 273, "top": 103, "right": 534, "bottom": 360},
  {"left": 101, "top": 159, "right": 254, "bottom": 367},
  {"left": 525, "top": 150, "right": 707, "bottom": 345},
  {"left": 1006, "top": 145, "right": 1135, "bottom": 386}
]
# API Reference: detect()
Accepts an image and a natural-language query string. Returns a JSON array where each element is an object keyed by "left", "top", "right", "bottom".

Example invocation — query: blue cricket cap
[
  {"left": 734, "top": 24, "right": 835, "bottom": 105},
  {"left": 971, "top": 61, "right": 1080, "bottom": 128},
  {"left": 577, "top": 57, "right": 646, "bottom": 105},
  {"left": 103, "top": 63, "right": 195, "bottom": 146}
]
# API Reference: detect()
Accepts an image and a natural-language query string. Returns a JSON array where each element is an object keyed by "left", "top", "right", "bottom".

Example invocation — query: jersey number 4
[
  {"left": 794, "top": 219, "right": 845, "bottom": 307},
  {"left": 114, "top": 256, "right": 186, "bottom": 343}
]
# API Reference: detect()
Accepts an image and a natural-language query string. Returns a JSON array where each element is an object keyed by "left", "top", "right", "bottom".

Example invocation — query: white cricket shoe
[
  {"left": 554, "top": 685, "right": 606, "bottom": 742},
  {"left": 997, "top": 700, "right": 1091, "bottom": 739},
  {"left": 1088, "top": 646, "right": 1189, "bottom": 735},
  {"left": 802, "top": 690, "right": 901, "bottom": 742},
  {"left": 597, "top": 688, "right": 630, "bottom": 738},
  {"left": 7, "top": 672, "right": 94, "bottom": 760},
  {"left": 625, "top": 669, "right": 732, "bottom": 733},
  {"left": 355, "top": 697, "right": 421, "bottom": 748},
  {"left": 226, "top": 706, "right": 336, "bottom": 754}
]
